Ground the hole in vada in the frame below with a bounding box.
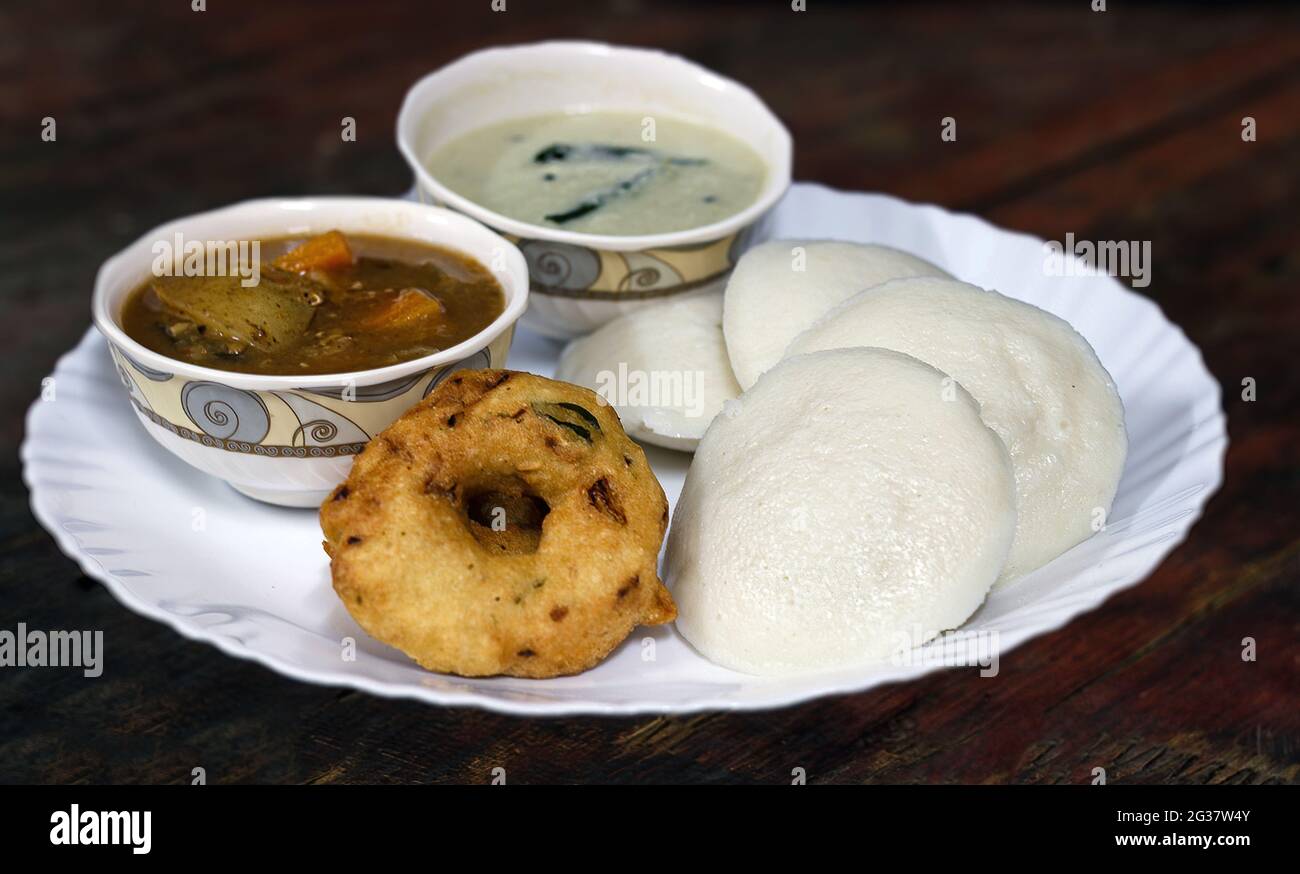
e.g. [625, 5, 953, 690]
[464, 481, 550, 555]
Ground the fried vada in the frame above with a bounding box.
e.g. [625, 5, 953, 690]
[321, 369, 675, 678]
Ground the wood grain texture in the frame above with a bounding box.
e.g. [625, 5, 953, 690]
[1, 0, 1296, 785]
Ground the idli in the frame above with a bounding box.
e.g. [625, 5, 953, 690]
[722, 239, 949, 389]
[785, 276, 1127, 583]
[555, 293, 741, 452]
[666, 347, 1017, 675]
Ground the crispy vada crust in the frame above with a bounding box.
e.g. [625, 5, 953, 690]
[320, 369, 674, 678]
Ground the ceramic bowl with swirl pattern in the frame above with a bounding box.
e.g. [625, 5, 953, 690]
[91, 197, 529, 508]
[397, 41, 792, 339]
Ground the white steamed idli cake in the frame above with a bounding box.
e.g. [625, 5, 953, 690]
[785, 276, 1127, 583]
[722, 239, 949, 389]
[666, 347, 1017, 675]
[555, 293, 741, 452]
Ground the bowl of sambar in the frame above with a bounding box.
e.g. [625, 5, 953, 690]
[92, 196, 529, 507]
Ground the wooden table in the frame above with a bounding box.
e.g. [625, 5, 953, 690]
[2, 0, 1295, 784]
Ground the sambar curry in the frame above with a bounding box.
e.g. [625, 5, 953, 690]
[121, 231, 505, 375]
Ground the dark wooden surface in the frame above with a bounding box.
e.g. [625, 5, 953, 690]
[2, 0, 1296, 784]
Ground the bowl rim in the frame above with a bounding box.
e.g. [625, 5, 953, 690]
[395, 40, 794, 252]
[90, 196, 529, 391]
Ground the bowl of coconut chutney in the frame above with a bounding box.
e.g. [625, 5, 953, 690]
[397, 40, 793, 338]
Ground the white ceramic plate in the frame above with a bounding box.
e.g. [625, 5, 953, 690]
[22, 183, 1227, 715]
